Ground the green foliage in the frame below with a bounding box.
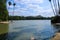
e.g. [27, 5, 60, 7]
[51, 16, 60, 23]
[8, 16, 51, 20]
[0, 0, 8, 21]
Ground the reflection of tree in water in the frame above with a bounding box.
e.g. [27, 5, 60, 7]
[0, 32, 18, 40]
[0, 33, 8, 40]
[52, 24, 60, 32]
[0, 24, 58, 40]
[0, 24, 9, 40]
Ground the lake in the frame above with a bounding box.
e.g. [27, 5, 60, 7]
[0, 20, 59, 40]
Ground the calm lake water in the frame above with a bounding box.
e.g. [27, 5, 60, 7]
[0, 20, 59, 40]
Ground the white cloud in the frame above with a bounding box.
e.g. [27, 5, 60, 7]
[8, 0, 54, 17]
[14, 0, 44, 4]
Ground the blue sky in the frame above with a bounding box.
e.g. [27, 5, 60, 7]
[7, 0, 55, 17]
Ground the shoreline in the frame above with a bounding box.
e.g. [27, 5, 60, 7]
[52, 32, 60, 40]
[0, 21, 9, 24]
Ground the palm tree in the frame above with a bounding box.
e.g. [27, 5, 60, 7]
[13, 3, 16, 6]
[49, 0, 51, 2]
[8, 1, 16, 16]
[49, 0, 55, 15]
[13, 3, 16, 16]
[8, 2, 16, 21]
[8, 1, 12, 6]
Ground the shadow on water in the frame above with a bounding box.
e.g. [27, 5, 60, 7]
[0, 24, 9, 40]
[51, 24, 60, 32]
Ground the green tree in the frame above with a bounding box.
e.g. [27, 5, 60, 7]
[0, 0, 8, 21]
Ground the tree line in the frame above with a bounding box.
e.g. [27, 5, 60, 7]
[8, 15, 52, 20]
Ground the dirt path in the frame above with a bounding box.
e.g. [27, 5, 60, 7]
[52, 33, 60, 40]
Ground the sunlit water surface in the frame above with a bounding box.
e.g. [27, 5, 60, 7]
[0, 20, 58, 40]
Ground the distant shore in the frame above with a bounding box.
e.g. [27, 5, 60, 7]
[8, 16, 51, 20]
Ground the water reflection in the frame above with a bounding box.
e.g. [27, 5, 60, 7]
[52, 24, 60, 32]
[0, 24, 9, 40]
[0, 20, 58, 40]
